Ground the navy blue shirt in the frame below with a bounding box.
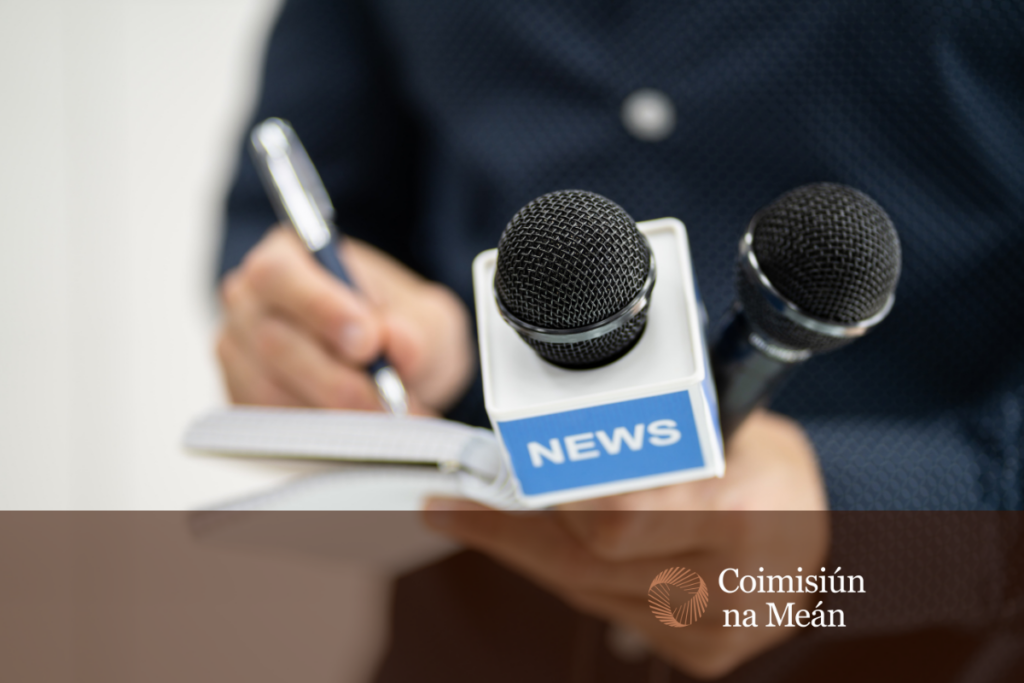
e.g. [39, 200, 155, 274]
[222, 0, 1024, 510]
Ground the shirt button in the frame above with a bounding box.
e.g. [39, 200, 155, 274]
[621, 88, 676, 142]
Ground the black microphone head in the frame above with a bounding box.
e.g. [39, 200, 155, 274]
[494, 190, 654, 368]
[739, 183, 902, 353]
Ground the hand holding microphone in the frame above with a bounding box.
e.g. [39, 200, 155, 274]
[431, 187, 829, 669]
[427, 184, 908, 678]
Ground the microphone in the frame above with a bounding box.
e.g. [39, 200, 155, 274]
[494, 190, 655, 369]
[712, 183, 902, 440]
[473, 190, 723, 507]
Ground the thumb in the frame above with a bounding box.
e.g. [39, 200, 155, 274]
[381, 312, 426, 383]
[380, 312, 441, 416]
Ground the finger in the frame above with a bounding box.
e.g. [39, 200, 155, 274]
[559, 478, 720, 511]
[243, 228, 383, 364]
[557, 480, 741, 561]
[383, 291, 476, 410]
[722, 410, 828, 512]
[222, 266, 273, 355]
[249, 312, 382, 410]
[557, 507, 735, 562]
[379, 311, 424, 384]
[422, 499, 692, 598]
[216, 331, 303, 407]
[379, 310, 445, 412]
[342, 237, 426, 306]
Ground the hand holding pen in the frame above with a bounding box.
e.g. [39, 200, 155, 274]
[249, 118, 408, 414]
[215, 117, 475, 415]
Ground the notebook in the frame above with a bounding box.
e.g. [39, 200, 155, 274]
[184, 406, 521, 511]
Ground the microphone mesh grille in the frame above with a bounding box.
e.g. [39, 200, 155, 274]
[751, 183, 901, 324]
[737, 272, 855, 353]
[495, 190, 649, 329]
[494, 190, 650, 368]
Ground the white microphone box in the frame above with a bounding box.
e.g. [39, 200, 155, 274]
[472, 217, 725, 508]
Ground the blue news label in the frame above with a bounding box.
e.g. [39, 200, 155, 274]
[496, 392, 706, 496]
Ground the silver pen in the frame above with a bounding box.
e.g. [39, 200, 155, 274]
[249, 117, 409, 416]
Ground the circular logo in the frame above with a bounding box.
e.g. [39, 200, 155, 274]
[648, 567, 708, 627]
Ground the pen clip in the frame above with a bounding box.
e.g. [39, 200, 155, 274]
[249, 118, 337, 252]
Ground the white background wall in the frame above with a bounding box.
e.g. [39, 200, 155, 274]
[0, 6, 402, 679]
[0, 0, 320, 509]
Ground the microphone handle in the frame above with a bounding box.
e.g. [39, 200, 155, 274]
[711, 307, 801, 442]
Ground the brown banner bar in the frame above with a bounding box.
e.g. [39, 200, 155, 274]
[1, 512, 1021, 683]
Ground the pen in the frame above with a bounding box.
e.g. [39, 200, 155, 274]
[249, 117, 409, 416]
